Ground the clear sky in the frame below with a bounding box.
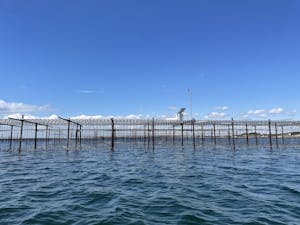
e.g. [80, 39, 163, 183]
[0, 0, 299, 120]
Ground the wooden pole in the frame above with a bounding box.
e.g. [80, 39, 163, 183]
[268, 120, 272, 149]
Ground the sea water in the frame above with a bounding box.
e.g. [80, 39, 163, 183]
[0, 139, 299, 224]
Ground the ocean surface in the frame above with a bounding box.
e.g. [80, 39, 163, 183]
[0, 139, 300, 225]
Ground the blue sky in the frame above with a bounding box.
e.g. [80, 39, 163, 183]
[0, 0, 299, 119]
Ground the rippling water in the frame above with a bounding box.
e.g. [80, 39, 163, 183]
[0, 139, 300, 224]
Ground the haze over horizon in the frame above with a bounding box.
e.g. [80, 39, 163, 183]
[1, 0, 299, 120]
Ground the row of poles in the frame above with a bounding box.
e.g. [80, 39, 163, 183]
[0, 117, 289, 151]
[0, 116, 82, 151]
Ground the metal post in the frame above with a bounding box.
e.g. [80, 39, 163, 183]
[254, 125, 258, 146]
[9, 125, 13, 149]
[275, 123, 279, 148]
[201, 124, 204, 145]
[281, 126, 284, 144]
[268, 120, 272, 149]
[231, 118, 235, 149]
[192, 121, 195, 148]
[213, 123, 216, 145]
[246, 123, 249, 145]
[152, 118, 155, 149]
[18, 116, 24, 151]
[34, 123, 38, 149]
[227, 124, 231, 145]
[79, 125, 82, 145]
[172, 125, 175, 144]
[67, 120, 70, 149]
[181, 123, 184, 146]
[111, 118, 115, 150]
[75, 124, 79, 142]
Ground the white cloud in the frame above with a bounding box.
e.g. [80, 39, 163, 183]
[247, 109, 265, 115]
[269, 108, 284, 114]
[0, 99, 51, 116]
[243, 107, 291, 119]
[70, 114, 145, 120]
[70, 115, 104, 119]
[6, 113, 37, 119]
[5, 113, 59, 120]
[45, 114, 59, 119]
[216, 106, 229, 111]
[204, 112, 226, 119]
